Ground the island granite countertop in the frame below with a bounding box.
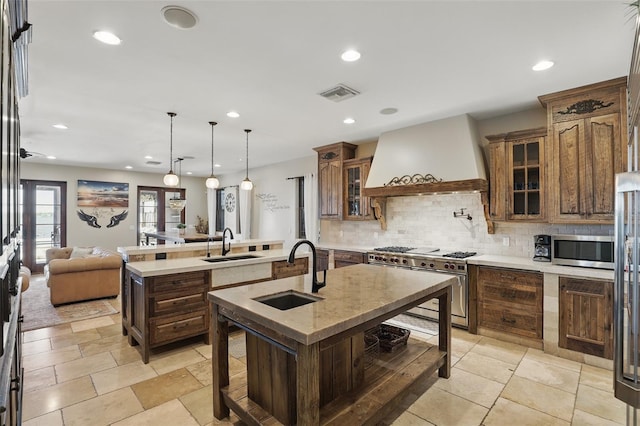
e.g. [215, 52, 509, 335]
[208, 263, 456, 345]
[125, 249, 309, 277]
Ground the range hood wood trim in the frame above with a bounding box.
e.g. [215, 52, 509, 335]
[363, 179, 494, 234]
[362, 179, 488, 197]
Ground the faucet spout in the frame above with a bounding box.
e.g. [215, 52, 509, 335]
[288, 239, 326, 293]
[222, 227, 234, 256]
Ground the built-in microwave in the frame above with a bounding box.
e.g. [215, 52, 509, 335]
[551, 234, 614, 270]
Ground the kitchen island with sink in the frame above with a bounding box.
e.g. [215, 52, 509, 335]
[209, 263, 455, 425]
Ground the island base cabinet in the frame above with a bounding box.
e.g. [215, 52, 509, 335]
[244, 332, 365, 425]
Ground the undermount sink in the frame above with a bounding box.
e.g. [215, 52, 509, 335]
[202, 254, 261, 263]
[254, 290, 322, 311]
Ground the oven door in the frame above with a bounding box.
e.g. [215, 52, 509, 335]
[406, 270, 468, 328]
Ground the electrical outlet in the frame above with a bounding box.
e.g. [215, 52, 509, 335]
[502, 237, 509, 246]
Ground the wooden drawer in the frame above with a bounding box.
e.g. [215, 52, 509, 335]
[272, 257, 309, 280]
[479, 304, 542, 339]
[150, 309, 208, 345]
[334, 250, 365, 268]
[151, 271, 208, 294]
[477, 267, 541, 288]
[150, 291, 207, 317]
[479, 281, 539, 309]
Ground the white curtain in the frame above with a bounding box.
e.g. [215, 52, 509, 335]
[238, 186, 252, 240]
[206, 187, 217, 235]
[303, 172, 318, 244]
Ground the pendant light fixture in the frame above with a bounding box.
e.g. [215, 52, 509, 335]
[240, 129, 253, 191]
[168, 157, 187, 211]
[205, 121, 220, 189]
[163, 112, 179, 187]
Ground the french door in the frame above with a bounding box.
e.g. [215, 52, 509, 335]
[137, 186, 185, 245]
[20, 180, 67, 273]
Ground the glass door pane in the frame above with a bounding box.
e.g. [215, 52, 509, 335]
[34, 185, 63, 264]
[139, 190, 159, 245]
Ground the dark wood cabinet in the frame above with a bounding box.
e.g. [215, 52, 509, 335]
[539, 77, 627, 223]
[475, 266, 543, 340]
[343, 156, 373, 220]
[486, 128, 546, 222]
[316, 249, 329, 271]
[123, 270, 210, 363]
[314, 142, 356, 220]
[559, 276, 613, 359]
[334, 250, 366, 269]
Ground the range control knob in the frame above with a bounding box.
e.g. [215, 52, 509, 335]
[444, 263, 451, 269]
[429, 263, 435, 268]
[421, 262, 427, 267]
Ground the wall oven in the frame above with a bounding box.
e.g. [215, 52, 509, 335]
[367, 247, 474, 329]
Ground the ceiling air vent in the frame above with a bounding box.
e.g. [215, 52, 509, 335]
[146, 160, 162, 166]
[318, 84, 360, 102]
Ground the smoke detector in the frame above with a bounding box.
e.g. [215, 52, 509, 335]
[318, 84, 360, 102]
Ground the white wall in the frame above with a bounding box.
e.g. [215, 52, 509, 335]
[217, 155, 317, 249]
[20, 163, 208, 251]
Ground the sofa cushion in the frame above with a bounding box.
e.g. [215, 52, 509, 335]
[46, 247, 74, 263]
[70, 247, 94, 259]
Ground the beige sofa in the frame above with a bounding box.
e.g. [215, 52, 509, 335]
[45, 247, 122, 306]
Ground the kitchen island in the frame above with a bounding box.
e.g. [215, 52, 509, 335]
[209, 263, 454, 425]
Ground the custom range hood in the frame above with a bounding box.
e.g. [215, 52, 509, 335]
[362, 114, 493, 232]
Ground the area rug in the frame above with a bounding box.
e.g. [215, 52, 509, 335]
[21, 275, 119, 331]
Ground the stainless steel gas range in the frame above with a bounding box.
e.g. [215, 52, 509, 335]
[367, 246, 476, 329]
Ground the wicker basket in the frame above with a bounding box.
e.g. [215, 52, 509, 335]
[364, 333, 379, 369]
[375, 324, 410, 353]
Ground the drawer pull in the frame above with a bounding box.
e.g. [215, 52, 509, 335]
[502, 317, 516, 325]
[172, 299, 189, 305]
[173, 322, 191, 330]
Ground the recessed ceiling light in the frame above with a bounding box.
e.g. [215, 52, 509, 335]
[161, 6, 198, 30]
[380, 107, 398, 115]
[125, 165, 133, 169]
[52, 123, 68, 129]
[214, 164, 221, 168]
[341, 49, 361, 62]
[343, 117, 355, 124]
[227, 111, 240, 118]
[144, 155, 153, 159]
[186, 171, 193, 175]
[46, 155, 56, 160]
[532, 60, 554, 71]
[92, 31, 121, 45]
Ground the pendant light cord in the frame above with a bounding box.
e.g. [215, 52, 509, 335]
[209, 121, 217, 175]
[244, 129, 251, 179]
[168, 112, 176, 173]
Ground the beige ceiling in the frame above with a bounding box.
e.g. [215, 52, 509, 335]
[18, 1, 635, 177]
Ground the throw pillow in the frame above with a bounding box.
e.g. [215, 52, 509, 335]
[70, 247, 94, 259]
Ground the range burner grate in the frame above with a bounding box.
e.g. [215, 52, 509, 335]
[373, 246, 415, 253]
[442, 251, 477, 259]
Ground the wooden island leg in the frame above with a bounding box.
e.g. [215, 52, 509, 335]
[438, 285, 452, 378]
[212, 302, 230, 420]
[296, 341, 320, 425]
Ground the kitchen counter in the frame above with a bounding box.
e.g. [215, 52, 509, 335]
[468, 255, 614, 280]
[315, 243, 371, 253]
[125, 249, 309, 277]
[209, 264, 455, 425]
[117, 239, 284, 260]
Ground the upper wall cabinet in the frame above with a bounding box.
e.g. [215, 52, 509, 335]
[486, 127, 546, 222]
[313, 142, 356, 220]
[539, 77, 628, 223]
[343, 156, 373, 220]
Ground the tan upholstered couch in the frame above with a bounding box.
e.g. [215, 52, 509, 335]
[44, 247, 122, 306]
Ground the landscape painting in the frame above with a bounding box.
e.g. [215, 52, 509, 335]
[77, 180, 129, 208]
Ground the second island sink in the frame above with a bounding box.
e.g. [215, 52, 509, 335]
[254, 290, 322, 311]
[203, 254, 261, 263]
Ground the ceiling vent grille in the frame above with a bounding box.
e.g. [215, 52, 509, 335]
[146, 160, 162, 166]
[318, 84, 360, 102]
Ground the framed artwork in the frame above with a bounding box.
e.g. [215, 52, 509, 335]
[77, 180, 129, 208]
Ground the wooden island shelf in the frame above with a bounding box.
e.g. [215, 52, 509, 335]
[209, 264, 454, 425]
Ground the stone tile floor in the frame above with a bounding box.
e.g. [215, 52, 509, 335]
[21, 306, 626, 425]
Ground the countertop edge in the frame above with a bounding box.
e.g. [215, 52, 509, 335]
[468, 255, 614, 280]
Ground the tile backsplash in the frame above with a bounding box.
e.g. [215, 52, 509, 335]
[320, 193, 613, 257]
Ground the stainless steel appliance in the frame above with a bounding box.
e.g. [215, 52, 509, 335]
[551, 234, 614, 270]
[367, 246, 475, 328]
[533, 234, 551, 262]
